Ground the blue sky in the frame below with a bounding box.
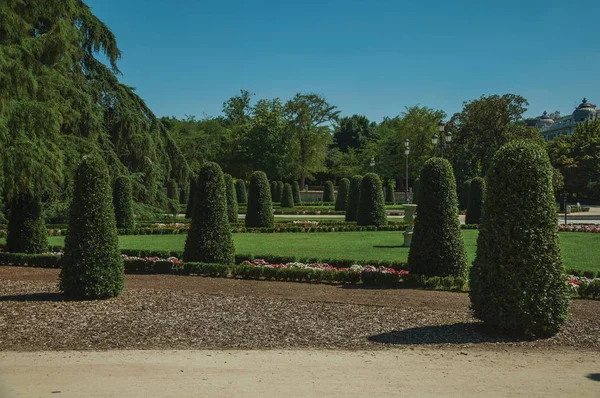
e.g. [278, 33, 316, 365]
[87, 0, 600, 122]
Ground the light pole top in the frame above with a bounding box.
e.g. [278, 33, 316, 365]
[432, 134, 439, 145]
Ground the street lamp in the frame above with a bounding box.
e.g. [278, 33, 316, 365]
[432, 121, 452, 157]
[404, 138, 410, 203]
[370, 155, 375, 173]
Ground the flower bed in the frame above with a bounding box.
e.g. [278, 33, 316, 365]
[559, 224, 600, 233]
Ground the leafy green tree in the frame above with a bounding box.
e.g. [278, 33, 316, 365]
[333, 115, 376, 152]
[183, 162, 235, 264]
[465, 177, 485, 224]
[246, 171, 274, 228]
[281, 183, 294, 208]
[323, 181, 335, 202]
[235, 179, 248, 204]
[345, 175, 362, 222]
[6, 194, 48, 253]
[357, 174, 387, 226]
[113, 176, 135, 229]
[60, 155, 123, 299]
[335, 178, 350, 211]
[470, 141, 570, 337]
[292, 181, 301, 205]
[408, 158, 467, 277]
[224, 173, 238, 224]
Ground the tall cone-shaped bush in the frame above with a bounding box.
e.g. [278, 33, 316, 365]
[357, 173, 387, 226]
[323, 181, 335, 202]
[459, 179, 471, 210]
[167, 179, 178, 200]
[335, 178, 350, 211]
[185, 176, 198, 218]
[292, 181, 301, 204]
[224, 173, 238, 224]
[345, 175, 362, 222]
[465, 177, 485, 224]
[6, 194, 48, 253]
[113, 175, 135, 229]
[235, 179, 247, 204]
[270, 181, 278, 201]
[246, 171, 274, 228]
[183, 162, 235, 264]
[60, 155, 123, 299]
[281, 183, 294, 208]
[469, 141, 570, 337]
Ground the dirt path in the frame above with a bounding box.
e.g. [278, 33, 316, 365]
[1, 349, 599, 397]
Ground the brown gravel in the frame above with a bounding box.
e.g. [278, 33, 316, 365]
[1, 266, 599, 351]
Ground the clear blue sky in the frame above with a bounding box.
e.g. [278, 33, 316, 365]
[87, 0, 600, 122]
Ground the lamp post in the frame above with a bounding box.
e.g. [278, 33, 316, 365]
[432, 121, 452, 158]
[404, 138, 410, 203]
[370, 155, 375, 173]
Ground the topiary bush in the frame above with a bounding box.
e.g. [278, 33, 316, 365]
[60, 155, 124, 299]
[408, 158, 467, 278]
[275, 181, 284, 203]
[292, 181, 301, 205]
[179, 179, 189, 204]
[113, 175, 135, 229]
[183, 162, 235, 264]
[459, 179, 471, 210]
[166, 179, 178, 200]
[235, 179, 247, 205]
[281, 183, 294, 208]
[412, 177, 420, 205]
[6, 194, 48, 253]
[465, 177, 485, 224]
[270, 181, 278, 201]
[469, 141, 571, 337]
[345, 175, 362, 222]
[357, 173, 387, 226]
[184, 175, 198, 219]
[385, 182, 395, 203]
[246, 171, 275, 228]
[334, 178, 350, 211]
[224, 173, 238, 224]
[323, 180, 335, 202]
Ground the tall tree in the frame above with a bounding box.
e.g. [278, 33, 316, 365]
[333, 115, 376, 152]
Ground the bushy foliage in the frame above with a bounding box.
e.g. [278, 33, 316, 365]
[357, 173, 387, 226]
[345, 175, 362, 222]
[323, 181, 335, 202]
[459, 179, 472, 210]
[60, 155, 124, 298]
[469, 141, 570, 337]
[335, 178, 350, 211]
[235, 179, 247, 204]
[113, 175, 135, 229]
[292, 181, 301, 205]
[412, 177, 420, 205]
[6, 194, 48, 253]
[281, 183, 294, 208]
[224, 173, 238, 223]
[167, 179, 178, 200]
[275, 181, 284, 202]
[185, 176, 197, 218]
[246, 171, 275, 228]
[179, 181, 189, 204]
[270, 181, 278, 201]
[408, 158, 467, 278]
[465, 177, 485, 224]
[183, 162, 235, 264]
[385, 183, 395, 203]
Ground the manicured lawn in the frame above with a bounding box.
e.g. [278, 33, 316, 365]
[40, 231, 600, 271]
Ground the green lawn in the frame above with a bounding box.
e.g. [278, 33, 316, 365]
[39, 230, 600, 271]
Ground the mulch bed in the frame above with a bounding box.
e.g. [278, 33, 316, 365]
[1, 267, 599, 351]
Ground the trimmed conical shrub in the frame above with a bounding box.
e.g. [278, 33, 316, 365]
[224, 173, 238, 224]
[183, 162, 235, 264]
[292, 181, 301, 205]
[408, 158, 467, 278]
[335, 178, 350, 211]
[275, 181, 284, 203]
[281, 183, 294, 208]
[459, 179, 471, 210]
[179, 179, 189, 204]
[469, 141, 570, 337]
[185, 176, 197, 219]
[246, 171, 274, 228]
[345, 175, 362, 222]
[270, 181, 278, 201]
[465, 177, 485, 224]
[60, 155, 123, 299]
[235, 179, 247, 205]
[6, 194, 48, 253]
[357, 173, 387, 226]
[113, 175, 135, 229]
[167, 179, 178, 200]
[323, 181, 335, 202]
[412, 177, 420, 205]
[385, 183, 395, 203]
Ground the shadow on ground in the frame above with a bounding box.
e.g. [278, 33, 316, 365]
[372, 245, 406, 249]
[0, 292, 68, 302]
[586, 373, 600, 382]
[368, 323, 537, 345]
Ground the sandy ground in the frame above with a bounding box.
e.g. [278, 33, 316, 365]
[1, 349, 599, 397]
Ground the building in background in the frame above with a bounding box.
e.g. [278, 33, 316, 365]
[527, 98, 599, 141]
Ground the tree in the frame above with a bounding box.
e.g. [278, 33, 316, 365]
[6, 194, 48, 253]
[113, 176, 135, 229]
[185, 176, 198, 219]
[281, 183, 294, 208]
[469, 141, 570, 336]
[285, 93, 339, 188]
[167, 179, 179, 200]
[323, 181, 335, 202]
[333, 115, 376, 152]
[459, 179, 472, 210]
[183, 162, 235, 264]
[357, 174, 387, 227]
[245, 171, 274, 228]
[465, 177, 485, 224]
[335, 178, 350, 211]
[235, 179, 248, 204]
[224, 173, 238, 224]
[345, 175, 362, 222]
[60, 155, 123, 299]
[408, 158, 467, 277]
[292, 181, 301, 205]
